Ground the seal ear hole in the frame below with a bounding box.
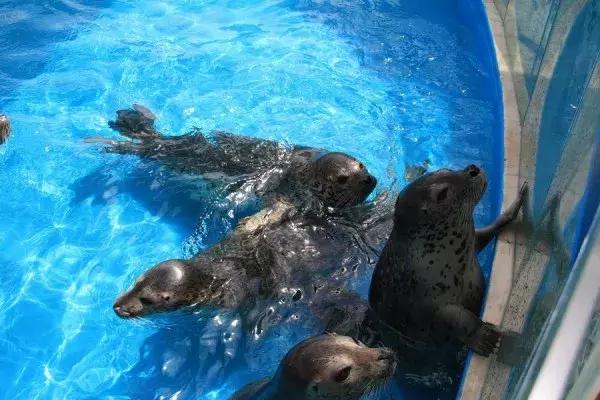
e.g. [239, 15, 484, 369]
[312, 384, 319, 393]
[333, 366, 352, 382]
[337, 175, 349, 184]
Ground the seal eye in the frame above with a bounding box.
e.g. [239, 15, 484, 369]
[333, 366, 352, 382]
[139, 296, 154, 306]
[337, 176, 349, 184]
[358, 163, 364, 170]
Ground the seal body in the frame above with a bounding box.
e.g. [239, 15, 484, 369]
[230, 334, 396, 400]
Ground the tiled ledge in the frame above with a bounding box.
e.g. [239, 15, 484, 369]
[459, 1, 522, 398]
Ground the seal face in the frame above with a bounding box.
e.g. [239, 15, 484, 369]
[299, 152, 377, 209]
[231, 334, 396, 400]
[369, 165, 502, 356]
[0, 114, 11, 144]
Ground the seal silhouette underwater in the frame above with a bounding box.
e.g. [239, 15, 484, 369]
[230, 334, 396, 400]
[93, 106, 391, 321]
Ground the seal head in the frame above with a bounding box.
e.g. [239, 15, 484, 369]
[113, 259, 222, 318]
[393, 164, 486, 226]
[233, 334, 396, 400]
[301, 152, 377, 209]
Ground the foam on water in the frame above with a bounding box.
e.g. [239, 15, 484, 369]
[0, 1, 501, 399]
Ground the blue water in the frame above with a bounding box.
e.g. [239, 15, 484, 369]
[0, 1, 502, 399]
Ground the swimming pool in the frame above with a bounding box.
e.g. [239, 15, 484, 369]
[0, 1, 502, 399]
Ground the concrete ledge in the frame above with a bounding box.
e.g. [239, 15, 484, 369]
[459, 1, 522, 398]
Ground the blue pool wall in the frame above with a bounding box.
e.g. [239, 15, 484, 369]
[476, 0, 600, 398]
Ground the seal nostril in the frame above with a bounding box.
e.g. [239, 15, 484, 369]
[468, 165, 480, 177]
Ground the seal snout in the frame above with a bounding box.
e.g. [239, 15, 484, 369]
[363, 174, 377, 188]
[375, 348, 397, 377]
[466, 164, 480, 177]
[113, 295, 142, 319]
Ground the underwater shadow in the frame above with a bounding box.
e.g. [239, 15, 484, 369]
[70, 160, 251, 247]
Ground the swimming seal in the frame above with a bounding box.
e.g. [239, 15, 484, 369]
[0, 114, 10, 144]
[369, 165, 527, 356]
[111, 193, 393, 321]
[88, 104, 377, 211]
[230, 334, 396, 400]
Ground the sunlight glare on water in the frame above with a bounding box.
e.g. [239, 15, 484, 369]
[0, 0, 501, 399]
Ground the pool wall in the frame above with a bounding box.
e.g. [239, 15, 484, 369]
[461, 0, 600, 399]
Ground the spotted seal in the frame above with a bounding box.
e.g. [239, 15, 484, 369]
[369, 165, 527, 356]
[230, 334, 396, 400]
[88, 104, 376, 212]
[0, 114, 10, 144]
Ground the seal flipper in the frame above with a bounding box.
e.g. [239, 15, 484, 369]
[466, 322, 502, 357]
[108, 104, 159, 140]
[435, 304, 501, 357]
[475, 182, 528, 252]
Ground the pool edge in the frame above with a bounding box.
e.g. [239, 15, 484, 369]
[459, 1, 522, 399]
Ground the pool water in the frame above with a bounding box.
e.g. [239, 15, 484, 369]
[0, 0, 502, 399]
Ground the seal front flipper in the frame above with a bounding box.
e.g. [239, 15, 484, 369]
[435, 304, 501, 357]
[475, 182, 529, 252]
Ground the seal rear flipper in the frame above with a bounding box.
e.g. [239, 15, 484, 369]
[109, 104, 160, 140]
[465, 322, 502, 357]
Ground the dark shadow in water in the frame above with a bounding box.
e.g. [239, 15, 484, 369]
[70, 159, 257, 249]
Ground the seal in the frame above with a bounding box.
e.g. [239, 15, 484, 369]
[0, 114, 11, 144]
[230, 334, 396, 400]
[111, 192, 393, 320]
[88, 104, 377, 211]
[368, 165, 527, 356]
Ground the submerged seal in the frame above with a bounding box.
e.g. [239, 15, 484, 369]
[106, 105, 391, 320]
[0, 114, 11, 144]
[230, 334, 396, 400]
[369, 165, 527, 356]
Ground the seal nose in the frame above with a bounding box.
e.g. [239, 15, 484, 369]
[364, 175, 377, 186]
[377, 348, 396, 362]
[113, 305, 131, 318]
[467, 164, 480, 177]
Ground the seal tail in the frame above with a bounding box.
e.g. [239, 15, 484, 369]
[109, 104, 160, 140]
